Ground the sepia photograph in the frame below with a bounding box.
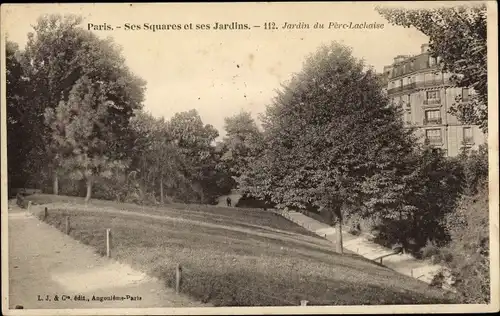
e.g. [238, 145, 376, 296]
[1, 2, 498, 315]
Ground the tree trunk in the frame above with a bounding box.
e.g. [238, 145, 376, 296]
[85, 178, 92, 203]
[335, 207, 344, 254]
[336, 219, 344, 254]
[53, 172, 59, 195]
[160, 177, 164, 204]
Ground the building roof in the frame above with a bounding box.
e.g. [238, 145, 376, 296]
[384, 44, 441, 80]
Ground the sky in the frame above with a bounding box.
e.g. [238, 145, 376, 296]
[1, 2, 434, 138]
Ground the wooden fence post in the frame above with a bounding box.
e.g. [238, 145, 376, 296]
[411, 269, 414, 277]
[300, 300, 308, 306]
[106, 229, 111, 258]
[65, 216, 70, 234]
[176, 264, 182, 294]
[44, 207, 48, 221]
[27, 201, 32, 211]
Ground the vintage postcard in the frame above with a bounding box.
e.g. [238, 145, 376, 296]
[1, 2, 499, 315]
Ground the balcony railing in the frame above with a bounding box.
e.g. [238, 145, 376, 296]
[423, 99, 442, 105]
[422, 78, 446, 87]
[387, 77, 450, 95]
[387, 86, 403, 94]
[423, 117, 442, 125]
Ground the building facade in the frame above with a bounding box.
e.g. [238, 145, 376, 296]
[383, 44, 485, 157]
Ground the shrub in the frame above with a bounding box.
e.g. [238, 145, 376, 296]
[235, 194, 274, 209]
[421, 240, 441, 262]
[441, 182, 489, 303]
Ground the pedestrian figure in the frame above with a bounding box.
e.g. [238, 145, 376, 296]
[226, 197, 232, 207]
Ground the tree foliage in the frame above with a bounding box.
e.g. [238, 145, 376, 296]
[124, 109, 234, 205]
[128, 111, 187, 204]
[168, 109, 231, 203]
[372, 146, 463, 252]
[240, 42, 419, 252]
[13, 14, 146, 193]
[376, 4, 488, 132]
[221, 111, 264, 180]
[6, 40, 31, 192]
[442, 182, 489, 303]
[457, 144, 488, 195]
[44, 76, 128, 202]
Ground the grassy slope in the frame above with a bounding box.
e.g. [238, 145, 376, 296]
[26, 194, 456, 306]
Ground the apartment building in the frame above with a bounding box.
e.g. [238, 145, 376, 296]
[383, 44, 485, 157]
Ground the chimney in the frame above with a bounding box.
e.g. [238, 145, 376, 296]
[393, 55, 408, 64]
[421, 43, 430, 53]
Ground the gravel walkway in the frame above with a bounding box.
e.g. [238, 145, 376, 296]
[7, 206, 208, 310]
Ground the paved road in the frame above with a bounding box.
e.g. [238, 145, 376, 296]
[7, 206, 208, 310]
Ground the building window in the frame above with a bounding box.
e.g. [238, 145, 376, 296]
[463, 127, 473, 144]
[426, 90, 440, 99]
[429, 56, 437, 67]
[426, 128, 442, 144]
[462, 88, 470, 101]
[425, 110, 442, 124]
[399, 79, 403, 87]
[424, 90, 441, 105]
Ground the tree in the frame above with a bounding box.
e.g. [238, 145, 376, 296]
[221, 111, 263, 181]
[128, 110, 186, 204]
[240, 42, 418, 253]
[44, 76, 127, 202]
[370, 146, 464, 252]
[376, 4, 488, 132]
[19, 13, 146, 193]
[168, 109, 230, 203]
[6, 40, 31, 193]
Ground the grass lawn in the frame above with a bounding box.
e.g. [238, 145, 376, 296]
[26, 194, 456, 306]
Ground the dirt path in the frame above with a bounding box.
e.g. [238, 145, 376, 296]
[8, 206, 209, 310]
